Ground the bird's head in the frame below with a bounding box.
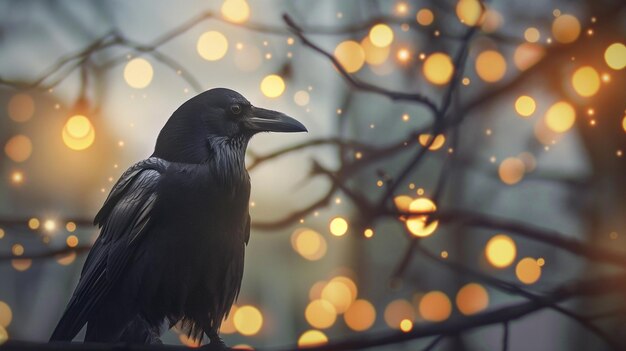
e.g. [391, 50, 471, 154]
[152, 88, 307, 163]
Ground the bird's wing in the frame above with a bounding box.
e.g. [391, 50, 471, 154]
[50, 157, 167, 341]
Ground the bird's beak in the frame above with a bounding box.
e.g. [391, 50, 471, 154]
[246, 107, 307, 133]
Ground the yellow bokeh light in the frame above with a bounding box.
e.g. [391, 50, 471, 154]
[321, 280, 354, 313]
[475, 50, 507, 82]
[384, 299, 414, 329]
[456, 0, 484, 26]
[43, 220, 56, 232]
[305, 299, 337, 329]
[418, 134, 445, 150]
[329, 217, 349, 236]
[423, 52, 454, 85]
[63, 115, 95, 151]
[456, 283, 489, 315]
[393, 195, 413, 214]
[197, 31, 229, 61]
[571, 66, 600, 97]
[298, 330, 328, 347]
[292, 229, 327, 261]
[406, 197, 438, 237]
[552, 14, 580, 44]
[123, 58, 153, 89]
[309, 281, 326, 301]
[66, 235, 79, 248]
[330, 276, 358, 302]
[545, 101, 576, 133]
[8, 94, 35, 122]
[4, 135, 32, 163]
[233, 305, 263, 336]
[480, 8, 502, 33]
[66, 222, 77, 232]
[369, 24, 394, 48]
[334, 40, 365, 73]
[399, 319, 413, 332]
[518, 152, 536, 172]
[485, 234, 516, 268]
[0, 325, 6, 345]
[260, 74, 285, 98]
[0, 301, 12, 328]
[364, 228, 374, 238]
[524, 27, 540, 43]
[622, 116, 626, 132]
[12, 258, 31, 271]
[344, 299, 376, 332]
[28, 218, 39, 230]
[513, 43, 545, 71]
[516, 257, 542, 284]
[604, 43, 626, 70]
[416, 8, 434, 26]
[56, 251, 77, 266]
[221, 0, 250, 24]
[514, 95, 536, 117]
[360, 37, 390, 66]
[294, 90, 310, 106]
[12, 244, 24, 256]
[11, 171, 24, 185]
[498, 157, 525, 185]
[419, 291, 452, 322]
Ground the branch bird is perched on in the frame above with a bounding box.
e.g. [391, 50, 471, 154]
[50, 88, 307, 347]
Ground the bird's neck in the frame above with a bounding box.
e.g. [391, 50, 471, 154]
[206, 135, 250, 185]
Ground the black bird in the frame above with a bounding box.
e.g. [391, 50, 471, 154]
[50, 88, 306, 346]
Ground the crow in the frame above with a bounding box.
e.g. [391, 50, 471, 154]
[50, 88, 306, 347]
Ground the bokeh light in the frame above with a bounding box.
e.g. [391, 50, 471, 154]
[344, 299, 376, 331]
[384, 299, 414, 328]
[329, 217, 348, 236]
[0, 326, 7, 345]
[485, 234, 517, 268]
[334, 40, 365, 73]
[298, 330, 328, 347]
[423, 52, 454, 85]
[221, 0, 250, 23]
[260, 74, 285, 98]
[418, 291, 452, 322]
[416, 8, 434, 26]
[513, 43, 545, 71]
[456, 0, 484, 26]
[0, 301, 12, 328]
[552, 14, 581, 44]
[8, 94, 35, 122]
[233, 305, 263, 336]
[524, 27, 540, 43]
[514, 95, 536, 117]
[475, 50, 507, 82]
[369, 24, 394, 48]
[220, 305, 238, 334]
[604, 43, 626, 70]
[399, 319, 413, 332]
[321, 280, 354, 313]
[545, 101, 576, 133]
[11, 259, 32, 271]
[62, 115, 95, 151]
[4, 135, 32, 163]
[498, 157, 525, 185]
[418, 134, 446, 150]
[571, 66, 600, 97]
[294, 90, 310, 106]
[291, 228, 327, 261]
[123, 58, 153, 89]
[361, 37, 390, 66]
[516, 257, 542, 284]
[197, 31, 229, 61]
[406, 197, 438, 237]
[305, 299, 337, 329]
[456, 283, 489, 315]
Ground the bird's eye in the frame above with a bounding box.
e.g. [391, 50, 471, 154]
[230, 104, 242, 115]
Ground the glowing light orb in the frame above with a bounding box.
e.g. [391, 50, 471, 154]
[344, 299, 376, 331]
[514, 95, 536, 117]
[0, 301, 12, 328]
[4, 135, 32, 163]
[418, 291, 452, 322]
[524, 27, 540, 43]
[0, 325, 6, 345]
[123, 58, 153, 89]
[361, 37, 390, 66]
[418, 134, 445, 150]
[552, 14, 580, 44]
[334, 40, 365, 73]
[545, 101, 576, 133]
[66, 222, 77, 232]
[423, 52, 453, 85]
[416, 9, 434, 26]
[485, 234, 516, 268]
[260, 74, 285, 98]
[400, 319, 413, 332]
[475, 50, 507, 82]
[369, 24, 394, 48]
[571, 66, 600, 97]
[321, 280, 354, 313]
[291, 229, 327, 261]
[305, 299, 337, 329]
[197, 31, 229, 61]
[604, 43, 626, 70]
[233, 305, 263, 336]
[384, 299, 414, 328]
[298, 330, 328, 347]
[513, 43, 545, 71]
[221, 0, 250, 23]
[329, 217, 348, 236]
[498, 157, 525, 185]
[294, 90, 310, 106]
[56, 251, 77, 266]
[406, 197, 438, 237]
[28, 218, 39, 230]
[8, 94, 35, 122]
[516, 257, 542, 284]
[456, 0, 484, 26]
[11, 259, 31, 271]
[66, 235, 79, 248]
[456, 283, 489, 315]
[62, 115, 95, 151]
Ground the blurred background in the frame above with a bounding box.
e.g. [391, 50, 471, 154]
[0, 0, 625, 350]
